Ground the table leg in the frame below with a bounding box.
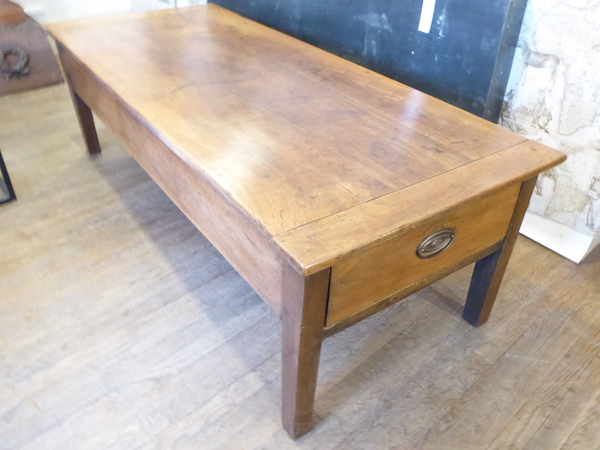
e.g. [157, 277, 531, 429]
[71, 91, 101, 155]
[281, 265, 330, 439]
[56, 45, 101, 156]
[463, 176, 538, 327]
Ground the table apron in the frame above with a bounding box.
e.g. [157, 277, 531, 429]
[326, 182, 522, 329]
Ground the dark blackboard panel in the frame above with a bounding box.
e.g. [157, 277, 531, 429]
[209, 0, 527, 122]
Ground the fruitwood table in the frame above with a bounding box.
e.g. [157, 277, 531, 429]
[47, 5, 565, 439]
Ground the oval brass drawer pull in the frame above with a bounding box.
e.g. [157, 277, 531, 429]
[417, 228, 455, 259]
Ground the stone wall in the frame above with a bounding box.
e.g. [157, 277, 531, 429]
[501, 0, 600, 262]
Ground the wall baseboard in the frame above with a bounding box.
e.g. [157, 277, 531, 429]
[519, 211, 598, 263]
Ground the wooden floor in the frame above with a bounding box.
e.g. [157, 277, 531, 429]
[1, 85, 599, 450]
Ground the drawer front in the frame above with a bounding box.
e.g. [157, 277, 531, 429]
[326, 183, 521, 327]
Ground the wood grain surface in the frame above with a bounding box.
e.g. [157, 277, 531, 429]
[326, 183, 520, 326]
[0, 85, 596, 450]
[69, 91, 101, 155]
[58, 44, 286, 315]
[45, 6, 567, 438]
[47, 4, 564, 329]
[45, 4, 563, 244]
[281, 266, 330, 438]
[275, 140, 565, 275]
[324, 241, 503, 337]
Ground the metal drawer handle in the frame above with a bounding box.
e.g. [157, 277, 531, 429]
[417, 228, 455, 259]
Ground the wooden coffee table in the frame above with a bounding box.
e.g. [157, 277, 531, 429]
[47, 5, 565, 439]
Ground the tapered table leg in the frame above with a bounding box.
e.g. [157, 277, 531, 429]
[71, 91, 101, 155]
[281, 265, 330, 439]
[463, 176, 538, 327]
[57, 44, 101, 155]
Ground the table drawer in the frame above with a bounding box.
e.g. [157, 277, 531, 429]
[325, 183, 522, 327]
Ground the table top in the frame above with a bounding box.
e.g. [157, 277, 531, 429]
[47, 5, 565, 273]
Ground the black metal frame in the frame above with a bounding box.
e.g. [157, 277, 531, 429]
[0, 147, 16, 204]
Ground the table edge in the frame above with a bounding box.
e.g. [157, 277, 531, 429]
[273, 141, 566, 275]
